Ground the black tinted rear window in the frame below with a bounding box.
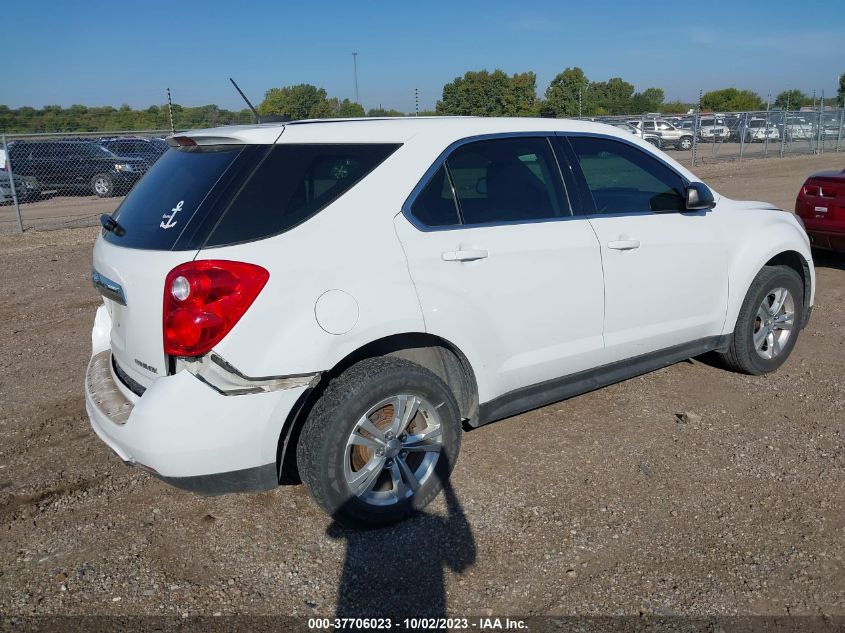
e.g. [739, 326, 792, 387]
[104, 143, 399, 250]
[205, 143, 400, 246]
[105, 146, 246, 250]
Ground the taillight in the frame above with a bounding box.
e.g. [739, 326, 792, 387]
[803, 179, 841, 198]
[163, 260, 269, 357]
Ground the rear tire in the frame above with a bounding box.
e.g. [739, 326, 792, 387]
[297, 357, 461, 527]
[718, 265, 803, 375]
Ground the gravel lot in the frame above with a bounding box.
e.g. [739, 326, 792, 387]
[0, 154, 843, 624]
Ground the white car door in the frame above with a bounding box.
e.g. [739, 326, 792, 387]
[560, 135, 729, 363]
[394, 136, 605, 405]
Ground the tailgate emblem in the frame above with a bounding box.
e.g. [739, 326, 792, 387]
[160, 200, 184, 229]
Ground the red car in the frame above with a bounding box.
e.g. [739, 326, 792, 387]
[796, 167, 845, 252]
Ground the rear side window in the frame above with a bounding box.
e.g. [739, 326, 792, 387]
[569, 136, 687, 214]
[206, 143, 400, 246]
[445, 137, 567, 224]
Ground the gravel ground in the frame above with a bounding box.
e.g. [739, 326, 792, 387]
[0, 154, 843, 625]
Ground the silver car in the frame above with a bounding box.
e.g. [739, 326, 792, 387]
[627, 118, 695, 150]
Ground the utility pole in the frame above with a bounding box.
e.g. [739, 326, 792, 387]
[578, 89, 582, 119]
[352, 52, 359, 104]
[166, 87, 175, 134]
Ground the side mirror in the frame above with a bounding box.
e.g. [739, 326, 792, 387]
[686, 182, 715, 210]
[476, 177, 487, 195]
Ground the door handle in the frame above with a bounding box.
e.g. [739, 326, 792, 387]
[607, 240, 640, 251]
[442, 249, 489, 262]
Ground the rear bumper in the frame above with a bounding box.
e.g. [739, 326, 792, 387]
[85, 348, 309, 493]
[804, 224, 845, 252]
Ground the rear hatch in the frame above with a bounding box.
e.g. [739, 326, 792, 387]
[93, 140, 274, 389]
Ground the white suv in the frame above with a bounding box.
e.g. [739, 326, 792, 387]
[86, 117, 814, 526]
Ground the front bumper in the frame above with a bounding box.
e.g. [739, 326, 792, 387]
[85, 348, 310, 494]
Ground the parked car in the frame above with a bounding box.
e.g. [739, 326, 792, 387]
[0, 170, 28, 204]
[795, 167, 845, 252]
[697, 117, 730, 141]
[85, 117, 814, 526]
[606, 120, 662, 148]
[779, 116, 815, 142]
[6, 140, 148, 197]
[627, 118, 694, 150]
[99, 137, 169, 163]
[737, 118, 780, 143]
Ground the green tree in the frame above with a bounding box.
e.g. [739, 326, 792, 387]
[773, 89, 810, 110]
[338, 99, 365, 117]
[838, 72, 845, 107]
[543, 67, 589, 117]
[367, 107, 405, 117]
[586, 77, 635, 115]
[700, 88, 764, 112]
[659, 100, 694, 115]
[629, 87, 664, 114]
[436, 69, 537, 117]
[504, 71, 539, 116]
[258, 84, 329, 120]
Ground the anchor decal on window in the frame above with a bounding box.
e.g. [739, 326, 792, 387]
[160, 200, 184, 229]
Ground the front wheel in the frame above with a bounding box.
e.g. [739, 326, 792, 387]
[678, 136, 693, 151]
[718, 265, 804, 375]
[91, 173, 114, 197]
[297, 357, 461, 527]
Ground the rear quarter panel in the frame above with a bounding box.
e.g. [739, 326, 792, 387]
[200, 141, 439, 378]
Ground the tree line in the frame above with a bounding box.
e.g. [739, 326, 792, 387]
[3, 70, 843, 133]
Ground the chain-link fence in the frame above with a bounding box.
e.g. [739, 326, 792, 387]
[596, 105, 845, 166]
[0, 130, 174, 234]
[2, 106, 843, 233]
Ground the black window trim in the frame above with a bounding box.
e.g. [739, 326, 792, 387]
[401, 132, 575, 232]
[556, 132, 696, 217]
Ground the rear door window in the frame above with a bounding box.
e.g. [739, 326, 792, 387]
[445, 137, 567, 224]
[410, 166, 461, 227]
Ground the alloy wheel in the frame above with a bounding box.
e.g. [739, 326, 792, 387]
[753, 287, 795, 360]
[344, 394, 443, 506]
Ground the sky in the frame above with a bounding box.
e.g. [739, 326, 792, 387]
[4, 0, 844, 112]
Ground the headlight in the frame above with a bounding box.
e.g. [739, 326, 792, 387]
[114, 163, 134, 172]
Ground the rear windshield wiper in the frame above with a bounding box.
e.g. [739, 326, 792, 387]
[100, 214, 126, 237]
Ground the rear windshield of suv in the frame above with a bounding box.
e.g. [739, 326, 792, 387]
[105, 145, 249, 250]
[104, 142, 400, 250]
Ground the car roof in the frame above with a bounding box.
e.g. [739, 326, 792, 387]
[174, 116, 653, 146]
